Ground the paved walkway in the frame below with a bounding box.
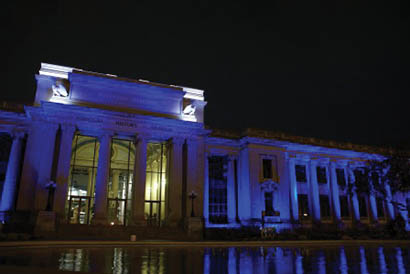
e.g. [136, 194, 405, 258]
[1, 239, 409, 248]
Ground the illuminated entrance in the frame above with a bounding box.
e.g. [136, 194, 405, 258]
[66, 135, 99, 224]
[144, 143, 168, 226]
[67, 136, 136, 225]
[107, 139, 135, 226]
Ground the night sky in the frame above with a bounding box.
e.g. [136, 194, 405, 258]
[2, 1, 409, 147]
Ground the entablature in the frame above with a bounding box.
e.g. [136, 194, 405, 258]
[25, 102, 209, 141]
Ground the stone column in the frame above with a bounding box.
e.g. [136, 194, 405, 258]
[131, 135, 148, 226]
[203, 152, 209, 224]
[0, 131, 25, 220]
[92, 133, 112, 225]
[287, 157, 299, 222]
[167, 137, 184, 226]
[308, 160, 321, 222]
[34, 123, 59, 211]
[329, 162, 341, 223]
[393, 192, 409, 227]
[227, 154, 236, 224]
[348, 167, 361, 223]
[384, 183, 395, 221]
[53, 124, 76, 221]
[16, 127, 38, 211]
[368, 191, 378, 223]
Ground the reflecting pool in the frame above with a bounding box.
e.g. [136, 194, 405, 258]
[0, 244, 408, 273]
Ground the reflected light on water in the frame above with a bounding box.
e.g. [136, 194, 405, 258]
[0, 245, 408, 273]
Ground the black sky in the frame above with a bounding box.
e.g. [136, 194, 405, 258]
[2, 1, 409, 147]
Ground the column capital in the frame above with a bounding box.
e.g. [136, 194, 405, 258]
[186, 138, 199, 146]
[329, 161, 337, 168]
[11, 130, 25, 140]
[135, 132, 151, 142]
[34, 121, 59, 132]
[309, 159, 318, 167]
[60, 123, 76, 134]
[227, 154, 238, 161]
[97, 131, 114, 141]
[170, 136, 185, 145]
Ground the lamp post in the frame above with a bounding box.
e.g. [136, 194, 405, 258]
[189, 191, 197, 217]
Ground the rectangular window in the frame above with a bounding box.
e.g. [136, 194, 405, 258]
[298, 194, 309, 219]
[340, 195, 349, 218]
[358, 196, 368, 218]
[320, 195, 331, 219]
[262, 159, 273, 179]
[376, 197, 385, 219]
[336, 168, 346, 186]
[316, 166, 327, 184]
[295, 165, 307, 183]
[209, 156, 228, 224]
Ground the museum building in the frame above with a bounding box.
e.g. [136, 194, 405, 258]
[0, 63, 408, 236]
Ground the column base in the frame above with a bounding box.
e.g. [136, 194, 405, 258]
[129, 217, 147, 227]
[167, 219, 183, 228]
[91, 215, 108, 226]
[35, 211, 56, 233]
[186, 217, 203, 240]
[0, 211, 12, 223]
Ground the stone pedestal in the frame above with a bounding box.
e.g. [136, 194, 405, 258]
[186, 217, 203, 240]
[35, 211, 56, 233]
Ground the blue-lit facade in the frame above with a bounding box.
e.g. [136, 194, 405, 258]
[0, 63, 408, 235]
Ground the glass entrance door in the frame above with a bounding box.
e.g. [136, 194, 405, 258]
[107, 198, 128, 225]
[144, 143, 167, 226]
[145, 201, 160, 226]
[68, 196, 93, 224]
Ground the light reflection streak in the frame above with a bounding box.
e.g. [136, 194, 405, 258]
[0, 245, 408, 274]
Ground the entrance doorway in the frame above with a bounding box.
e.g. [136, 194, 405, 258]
[68, 196, 93, 224]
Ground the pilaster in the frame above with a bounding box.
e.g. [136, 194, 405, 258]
[186, 139, 203, 219]
[203, 152, 209, 224]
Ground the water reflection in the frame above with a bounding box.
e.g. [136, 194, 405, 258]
[0, 244, 408, 273]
